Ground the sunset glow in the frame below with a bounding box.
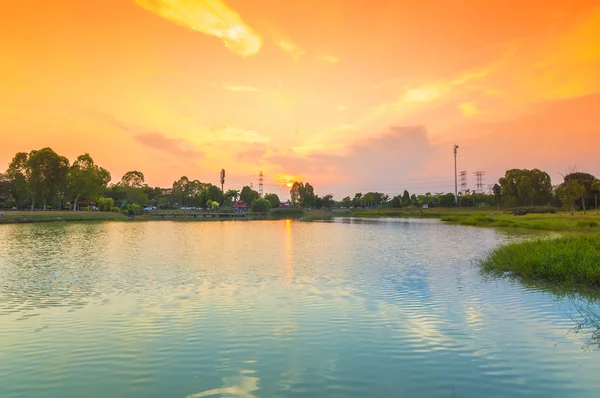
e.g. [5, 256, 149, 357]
[1, 0, 599, 198]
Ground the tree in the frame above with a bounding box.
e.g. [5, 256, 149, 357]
[172, 176, 190, 206]
[559, 171, 597, 211]
[96, 197, 115, 212]
[498, 169, 552, 207]
[121, 171, 145, 188]
[225, 189, 240, 202]
[5, 152, 30, 208]
[341, 196, 352, 208]
[27, 148, 70, 210]
[68, 154, 111, 210]
[401, 190, 411, 207]
[592, 181, 600, 215]
[250, 198, 272, 213]
[492, 184, 502, 209]
[557, 179, 585, 215]
[264, 193, 280, 209]
[290, 182, 304, 207]
[320, 194, 334, 209]
[240, 185, 260, 206]
[302, 182, 316, 208]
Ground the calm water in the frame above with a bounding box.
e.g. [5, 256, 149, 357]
[1, 219, 599, 397]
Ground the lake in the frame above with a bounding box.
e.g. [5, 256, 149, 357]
[1, 218, 599, 397]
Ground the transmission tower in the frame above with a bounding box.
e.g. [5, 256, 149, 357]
[487, 184, 493, 195]
[474, 171, 486, 193]
[258, 171, 264, 197]
[459, 171, 468, 193]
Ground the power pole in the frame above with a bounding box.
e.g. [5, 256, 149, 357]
[474, 171, 485, 194]
[459, 171, 468, 193]
[454, 145, 459, 205]
[258, 171, 264, 197]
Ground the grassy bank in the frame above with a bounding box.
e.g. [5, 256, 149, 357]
[0, 210, 126, 224]
[334, 207, 600, 232]
[477, 234, 600, 289]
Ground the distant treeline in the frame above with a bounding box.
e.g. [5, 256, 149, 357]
[0, 148, 598, 213]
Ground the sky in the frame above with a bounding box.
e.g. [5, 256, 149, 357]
[1, 0, 599, 198]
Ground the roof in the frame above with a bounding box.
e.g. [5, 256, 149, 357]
[233, 201, 248, 208]
[77, 200, 96, 205]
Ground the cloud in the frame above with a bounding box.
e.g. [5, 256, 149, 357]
[134, 133, 204, 158]
[222, 83, 260, 92]
[320, 55, 339, 64]
[336, 105, 348, 111]
[404, 86, 441, 102]
[237, 143, 266, 161]
[271, 32, 305, 61]
[216, 125, 269, 143]
[135, 0, 261, 56]
[266, 126, 436, 193]
[458, 102, 479, 117]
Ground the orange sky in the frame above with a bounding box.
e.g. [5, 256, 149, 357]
[1, 0, 599, 198]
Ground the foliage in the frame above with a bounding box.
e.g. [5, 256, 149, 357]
[557, 179, 585, 215]
[315, 194, 334, 209]
[250, 198, 272, 213]
[225, 189, 240, 202]
[120, 171, 145, 188]
[27, 148, 70, 210]
[477, 235, 600, 289]
[68, 154, 111, 210]
[264, 193, 280, 209]
[498, 168, 553, 207]
[110, 206, 121, 212]
[96, 197, 115, 212]
[240, 185, 260, 206]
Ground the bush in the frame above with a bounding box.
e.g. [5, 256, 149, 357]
[80, 206, 90, 211]
[250, 198, 272, 213]
[110, 207, 120, 212]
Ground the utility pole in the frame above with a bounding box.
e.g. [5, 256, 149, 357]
[454, 145, 459, 206]
[220, 169, 225, 193]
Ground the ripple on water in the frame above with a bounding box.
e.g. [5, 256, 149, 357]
[0, 219, 599, 398]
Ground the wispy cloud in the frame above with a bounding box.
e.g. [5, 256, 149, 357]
[135, 0, 261, 56]
[222, 83, 260, 92]
[216, 125, 269, 143]
[320, 55, 339, 64]
[459, 102, 479, 117]
[134, 133, 204, 158]
[272, 32, 305, 61]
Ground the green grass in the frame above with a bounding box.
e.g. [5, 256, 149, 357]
[334, 207, 600, 232]
[0, 210, 126, 224]
[477, 234, 600, 289]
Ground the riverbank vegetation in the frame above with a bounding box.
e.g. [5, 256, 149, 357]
[477, 234, 600, 289]
[1, 148, 599, 228]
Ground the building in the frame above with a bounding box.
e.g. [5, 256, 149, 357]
[233, 201, 249, 212]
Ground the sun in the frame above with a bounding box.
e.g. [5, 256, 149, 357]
[286, 182, 293, 188]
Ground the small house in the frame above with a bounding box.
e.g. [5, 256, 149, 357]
[233, 201, 249, 212]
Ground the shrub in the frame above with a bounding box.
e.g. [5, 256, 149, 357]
[110, 207, 120, 212]
[250, 198, 272, 213]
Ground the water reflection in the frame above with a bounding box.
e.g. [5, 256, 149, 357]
[1, 220, 600, 397]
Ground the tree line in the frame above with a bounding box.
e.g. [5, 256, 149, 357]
[1, 148, 598, 214]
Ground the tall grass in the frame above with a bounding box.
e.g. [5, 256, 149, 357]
[477, 234, 600, 289]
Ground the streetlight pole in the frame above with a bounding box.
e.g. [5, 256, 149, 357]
[454, 145, 459, 206]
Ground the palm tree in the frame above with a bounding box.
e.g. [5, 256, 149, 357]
[225, 189, 240, 202]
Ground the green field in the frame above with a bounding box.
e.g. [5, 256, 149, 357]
[0, 210, 126, 224]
